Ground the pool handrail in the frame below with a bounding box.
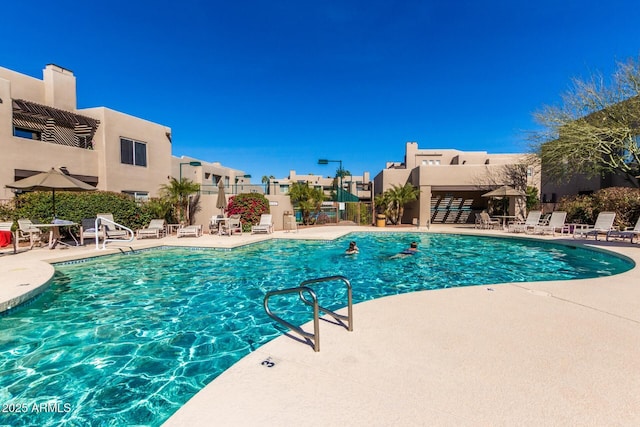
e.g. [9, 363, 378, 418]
[95, 217, 135, 250]
[263, 275, 353, 352]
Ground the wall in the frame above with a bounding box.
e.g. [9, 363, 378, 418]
[81, 107, 172, 197]
[191, 194, 293, 231]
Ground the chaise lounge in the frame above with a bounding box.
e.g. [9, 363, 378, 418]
[606, 216, 640, 243]
[508, 210, 542, 233]
[573, 211, 616, 240]
[251, 214, 273, 234]
[177, 224, 203, 238]
[137, 219, 167, 239]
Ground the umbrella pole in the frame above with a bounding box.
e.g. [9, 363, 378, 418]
[52, 189, 56, 219]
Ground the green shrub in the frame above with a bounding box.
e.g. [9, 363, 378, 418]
[557, 187, 640, 228]
[12, 191, 153, 230]
[226, 193, 270, 232]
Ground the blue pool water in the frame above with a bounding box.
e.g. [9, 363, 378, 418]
[0, 233, 632, 426]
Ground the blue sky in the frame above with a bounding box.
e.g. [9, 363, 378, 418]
[2, 1, 639, 182]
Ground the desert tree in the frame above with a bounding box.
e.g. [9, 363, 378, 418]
[529, 56, 640, 187]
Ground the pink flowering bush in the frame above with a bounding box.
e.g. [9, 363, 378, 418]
[226, 193, 270, 232]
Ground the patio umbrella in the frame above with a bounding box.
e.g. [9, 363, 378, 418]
[481, 185, 526, 198]
[5, 167, 96, 217]
[482, 185, 526, 217]
[216, 179, 227, 216]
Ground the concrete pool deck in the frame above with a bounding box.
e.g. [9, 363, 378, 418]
[2, 225, 640, 426]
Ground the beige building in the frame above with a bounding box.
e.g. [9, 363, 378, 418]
[375, 142, 540, 227]
[269, 170, 372, 201]
[171, 155, 259, 196]
[0, 64, 173, 201]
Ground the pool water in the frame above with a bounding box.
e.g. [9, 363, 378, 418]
[0, 233, 632, 426]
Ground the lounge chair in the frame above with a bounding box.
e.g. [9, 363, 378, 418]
[606, 216, 640, 243]
[97, 213, 130, 239]
[0, 221, 15, 250]
[573, 212, 616, 240]
[17, 219, 42, 248]
[508, 210, 542, 233]
[80, 218, 103, 245]
[177, 224, 202, 238]
[251, 214, 273, 234]
[478, 211, 500, 229]
[221, 214, 242, 236]
[137, 219, 166, 239]
[532, 211, 567, 235]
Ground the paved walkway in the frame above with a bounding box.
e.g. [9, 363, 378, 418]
[2, 226, 640, 426]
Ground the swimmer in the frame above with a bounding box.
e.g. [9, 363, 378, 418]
[391, 241, 418, 258]
[345, 241, 359, 255]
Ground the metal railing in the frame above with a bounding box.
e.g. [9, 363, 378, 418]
[95, 217, 134, 250]
[263, 275, 353, 352]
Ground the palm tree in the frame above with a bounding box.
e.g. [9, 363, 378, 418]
[262, 175, 275, 194]
[289, 182, 325, 225]
[385, 183, 419, 225]
[159, 177, 201, 224]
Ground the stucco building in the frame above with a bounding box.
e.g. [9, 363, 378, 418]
[374, 142, 540, 227]
[269, 170, 372, 201]
[0, 64, 173, 201]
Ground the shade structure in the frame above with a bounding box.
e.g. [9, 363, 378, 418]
[482, 185, 526, 218]
[6, 168, 96, 217]
[216, 180, 227, 215]
[481, 185, 526, 198]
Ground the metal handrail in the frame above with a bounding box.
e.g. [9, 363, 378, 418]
[95, 217, 135, 250]
[263, 275, 353, 352]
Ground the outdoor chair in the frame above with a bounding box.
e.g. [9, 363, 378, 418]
[221, 214, 242, 236]
[532, 211, 567, 236]
[80, 218, 103, 245]
[136, 219, 166, 239]
[573, 212, 616, 240]
[17, 218, 43, 248]
[507, 210, 542, 233]
[0, 221, 15, 250]
[209, 215, 225, 235]
[177, 224, 203, 238]
[251, 214, 274, 234]
[606, 215, 640, 243]
[97, 213, 130, 240]
[478, 211, 500, 229]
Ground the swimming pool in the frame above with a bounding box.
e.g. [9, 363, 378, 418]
[0, 233, 632, 426]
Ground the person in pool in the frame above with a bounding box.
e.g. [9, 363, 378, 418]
[391, 241, 418, 258]
[345, 241, 359, 255]
[401, 241, 418, 254]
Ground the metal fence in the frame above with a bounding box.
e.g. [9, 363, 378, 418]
[293, 202, 373, 225]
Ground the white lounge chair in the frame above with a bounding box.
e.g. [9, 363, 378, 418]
[177, 224, 202, 238]
[606, 216, 640, 243]
[97, 213, 129, 239]
[137, 219, 166, 239]
[508, 210, 542, 233]
[573, 212, 616, 240]
[0, 221, 16, 251]
[532, 211, 567, 235]
[251, 214, 273, 234]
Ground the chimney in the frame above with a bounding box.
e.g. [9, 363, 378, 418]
[43, 64, 77, 111]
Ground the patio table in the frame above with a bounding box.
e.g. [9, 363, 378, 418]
[31, 221, 78, 249]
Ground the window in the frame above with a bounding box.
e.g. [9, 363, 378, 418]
[280, 185, 289, 194]
[14, 127, 41, 140]
[122, 191, 149, 202]
[120, 138, 147, 167]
